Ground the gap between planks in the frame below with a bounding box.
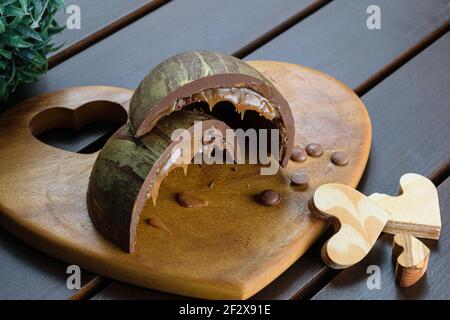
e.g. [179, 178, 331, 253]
[68, 276, 110, 300]
[233, 0, 332, 59]
[49, 0, 171, 68]
[354, 22, 450, 96]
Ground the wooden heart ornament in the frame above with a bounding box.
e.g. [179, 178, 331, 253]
[392, 233, 430, 287]
[310, 184, 389, 269]
[370, 173, 441, 240]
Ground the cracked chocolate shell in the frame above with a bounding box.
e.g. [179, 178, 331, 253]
[129, 50, 295, 167]
[87, 111, 235, 253]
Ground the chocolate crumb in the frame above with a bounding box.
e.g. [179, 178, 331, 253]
[330, 151, 349, 166]
[305, 143, 323, 157]
[176, 192, 208, 208]
[291, 146, 307, 162]
[258, 190, 281, 206]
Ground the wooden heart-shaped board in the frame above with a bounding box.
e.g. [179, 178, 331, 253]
[0, 61, 371, 299]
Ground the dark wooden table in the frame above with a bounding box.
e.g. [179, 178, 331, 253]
[1, 0, 449, 300]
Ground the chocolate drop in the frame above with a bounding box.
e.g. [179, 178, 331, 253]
[258, 190, 281, 206]
[330, 151, 349, 166]
[291, 171, 309, 187]
[176, 192, 208, 208]
[291, 146, 307, 162]
[305, 143, 323, 157]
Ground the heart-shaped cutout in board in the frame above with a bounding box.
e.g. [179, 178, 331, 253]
[30, 100, 128, 153]
[0, 62, 371, 299]
[370, 173, 441, 240]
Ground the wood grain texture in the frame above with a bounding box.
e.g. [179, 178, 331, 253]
[50, 0, 168, 66]
[311, 184, 389, 269]
[92, 1, 450, 300]
[313, 176, 450, 299]
[392, 234, 430, 288]
[0, 62, 371, 299]
[370, 174, 441, 240]
[312, 33, 450, 299]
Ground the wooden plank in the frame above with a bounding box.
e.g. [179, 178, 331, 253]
[92, 1, 450, 300]
[92, 281, 181, 300]
[0, 227, 96, 299]
[313, 175, 450, 299]
[247, 0, 450, 93]
[1, 0, 323, 300]
[50, 0, 168, 66]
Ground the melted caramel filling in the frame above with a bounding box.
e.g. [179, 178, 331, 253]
[145, 127, 231, 206]
[173, 87, 279, 121]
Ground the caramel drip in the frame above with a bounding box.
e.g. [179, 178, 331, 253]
[190, 87, 278, 120]
[146, 128, 231, 206]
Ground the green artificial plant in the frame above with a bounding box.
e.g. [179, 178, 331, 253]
[0, 0, 65, 101]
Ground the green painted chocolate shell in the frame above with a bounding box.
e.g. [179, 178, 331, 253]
[129, 50, 294, 167]
[87, 111, 233, 253]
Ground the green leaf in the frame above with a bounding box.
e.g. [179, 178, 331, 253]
[7, 60, 16, 85]
[47, 41, 65, 53]
[16, 48, 46, 65]
[7, 15, 24, 28]
[1, 0, 65, 102]
[3, 5, 27, 17]
[31, 0, 49, 28]
[0, 79, 7, 99]
[16, 23, 44, 41]
[3, 34, 33, 48]
[0, 59, 8, 70]
[21, 67, 42, 78]
[48, 24, 65, 35]
[32, 0, 43, 23]
[0, 49, 13, 60]
[18, 0, 29, 13]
